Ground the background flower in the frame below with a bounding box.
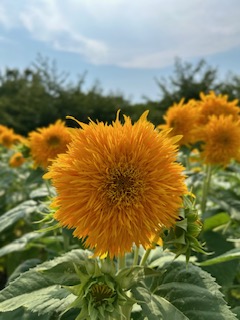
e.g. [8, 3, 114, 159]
[159, 99, 200, 146]
[200, 115, 240, 166]
[9, 152, 25, 168]
[198, 91, 240, 125]
[28, 120, 72, 169]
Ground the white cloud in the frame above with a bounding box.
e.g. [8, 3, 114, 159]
[0, 3, 13, 28]
[1, 0, 240, 68]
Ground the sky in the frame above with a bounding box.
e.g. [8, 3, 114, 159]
[0, 0, 240, 103]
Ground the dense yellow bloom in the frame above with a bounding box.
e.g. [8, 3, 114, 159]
[198, 91, 240, 125]
[28, 120, 72, 169]
[9, 152, 25, 168]
[200, 115, 240, 166]
[0, 127, 23, 148]
[159, 99, 200, 146]
[44, 111, 187, 258]
[0, 125, 9, 135]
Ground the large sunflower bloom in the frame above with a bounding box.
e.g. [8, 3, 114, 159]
[198, 91, 240, 125]
[200, 115, 240, 166]
[159, 99, 200, 146]
[28, 120, 72, 169]
[44, 111, 187, 258]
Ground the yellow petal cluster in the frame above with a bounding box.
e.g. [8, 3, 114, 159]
[0, 125, 23, 148]
[9, 152, 25, 168]
[44, 111, 187, 258]
[198, 91, 239, 125]
[200, 115, 240, 166]
[28, 120, 72, 169]
[159, 99, 200, 146]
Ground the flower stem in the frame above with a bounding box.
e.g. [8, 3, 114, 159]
[120, 305, 132, 320]
[200, 164, 212, 215]
[139, 233, 160, 266]
[132, 245, 139, 266]
[118, 254, 126, 270]
[45, 179, 54, 197]
[139, 248, 151, 266]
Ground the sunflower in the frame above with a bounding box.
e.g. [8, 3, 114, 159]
[0, 125, 9, 135]
[198, 91, 240, 125]
[200, 115, 240, 166]
[44, 111, 187, 258]
[158, 99, 200, 146]
[28, 120, 72, 169]
[9, 152, 25, 168]
[0, 127, 22, 148]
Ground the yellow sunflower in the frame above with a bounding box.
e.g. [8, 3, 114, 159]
[9, 152, 25, 168]
[159, 99, 200, 146]
[200, 115, 240, 166]
[28, 120, 72, 169]
[0, 127, 22, 148]
[44, 111, 187, 258]
[198, 91, 240, 125]
[0, 125, 9, 135]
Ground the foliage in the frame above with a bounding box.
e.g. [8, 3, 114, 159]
[1, 56, 240, 134]
[1, 60, 240, 319]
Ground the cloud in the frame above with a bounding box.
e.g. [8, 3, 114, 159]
[19, 0, 108, 63]
[1, 0, 240, 68]
[0, 3, 13, 28]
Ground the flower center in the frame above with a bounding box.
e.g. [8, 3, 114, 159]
[215, 132, 231, 146]
[90, 283, 115, 307]
[169, 119, 177, 128]
[104, 164, 144, 206]
[47, 135, 61, 147]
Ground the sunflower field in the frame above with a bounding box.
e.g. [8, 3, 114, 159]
[0, 90, 240, 320]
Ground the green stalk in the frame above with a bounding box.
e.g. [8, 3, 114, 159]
[139, 248, 151, 266]
[200, 164, 212, 215]
[139, 233, 160, 266]
[62, 228, 70, 251]
[45, 178, 54, 197]
[132, 245, 139, 266]
[118, 254, 126, 270]
[120, 304, 132, 320]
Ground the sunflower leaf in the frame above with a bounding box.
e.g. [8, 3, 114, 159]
[0, 249, 91, 315]
[140, 259, 237, 320]
[132, 286, 189, 320]
[198, 248, 240, 266]
[0, 200, 37, 233]
[0, 308, 52, 320]
[0, 232, 45, 258]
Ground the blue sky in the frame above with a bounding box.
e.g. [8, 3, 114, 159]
[0, 0, 240, 103]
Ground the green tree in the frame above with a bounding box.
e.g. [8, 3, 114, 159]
[152, 58, 220, 123]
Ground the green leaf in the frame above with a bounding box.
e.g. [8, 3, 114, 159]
[141, 259, 237, 320]
[198, 248, 240, 266]
[0, 232, 45, 258]
[0, 285, 75, 315]
[203, 212, 230, 231]
[0, 249, 91, 316]
[209, 192, 240, 221]
[7, 259, 41, 284]
[200, 231, 239, 287]
[0, 200, 37, 233]
[132, 286, 188, 320]
[232, 307, 240, 319]
[30, 186, 56, 199]
[0, 308, 51, 320]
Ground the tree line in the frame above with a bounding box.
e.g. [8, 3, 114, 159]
[1, 56, 240, 136]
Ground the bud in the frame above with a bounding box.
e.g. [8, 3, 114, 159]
[66, 257, 136, 320]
